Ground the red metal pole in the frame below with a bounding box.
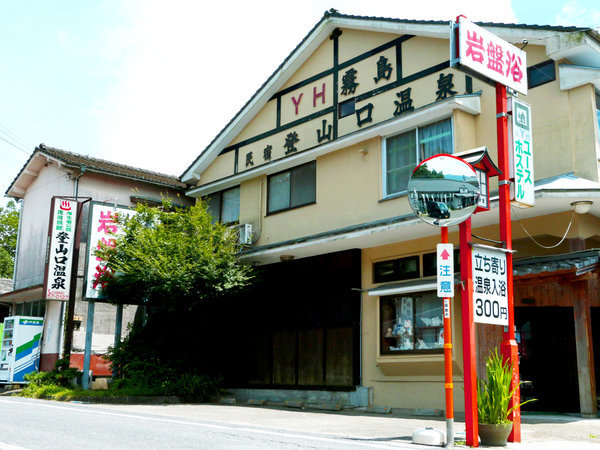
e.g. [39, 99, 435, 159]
[460, 218, 478, 447]
[441, 227, 454, 447]
[496, 82, 521, 442]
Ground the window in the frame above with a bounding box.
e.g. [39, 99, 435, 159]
[383, 118, 453, 196]
[13, 300, 46, 318]
[422, 249, 460, 277]
[380, 293, 443, 354]
[267, 161, 316, 214]
[205, 186, 240, 224]
[527, 60, 556, 89]
[596, 92, 600, 144]
[374, 250, 460, 283]
[339, 98, 356, 118]
[374, 255, 419, 283]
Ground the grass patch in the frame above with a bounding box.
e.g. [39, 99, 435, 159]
[19, 382, 184, 401]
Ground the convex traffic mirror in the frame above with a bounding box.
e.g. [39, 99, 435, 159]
[407, 154, 480, 227]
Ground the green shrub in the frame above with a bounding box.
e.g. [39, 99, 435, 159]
[21, 358, 82, 398]
[477, 348, 535, 424]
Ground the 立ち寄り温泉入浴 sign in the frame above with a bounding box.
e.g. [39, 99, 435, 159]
[472, 245, 509, 326]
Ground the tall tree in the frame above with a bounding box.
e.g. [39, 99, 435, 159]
[96, 200, 253, 311]
[95, 200, 254, 375]
[0, 200, 20, 278]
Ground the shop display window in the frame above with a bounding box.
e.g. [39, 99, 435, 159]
[380, 292, 444, 354]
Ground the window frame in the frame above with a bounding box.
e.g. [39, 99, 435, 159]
[204, 185, 240, 225]
[339, 97, 356, 118]
[267, 161, 317, 215]
[595, 91, 600, 145]
[382, 117, 454, 199]
[13, 299, 46, 318]
[527, 60, 556, 89]
[374, 250, 460, 284]
[380, 292, 444, 355]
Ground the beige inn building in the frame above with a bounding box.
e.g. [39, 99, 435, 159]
[181, 11, 600, 416]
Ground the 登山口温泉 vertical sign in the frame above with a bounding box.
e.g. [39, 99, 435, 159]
[452, 17, 527, 95]
[44, 198, 77, 301]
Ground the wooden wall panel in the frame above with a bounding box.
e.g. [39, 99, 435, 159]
[298, 328, 324, 386]
[273, 330, 296, 385]
[325, 327, 353, 386]
[248, 331, 272, 385]
[476, 323, 503, 377]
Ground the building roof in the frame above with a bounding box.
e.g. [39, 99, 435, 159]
[6, 144, 188, 198]
[514, 249, 600, 277]
[180, 9, 600, 183]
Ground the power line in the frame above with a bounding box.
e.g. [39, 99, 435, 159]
[0, 123, 30, 149]
[0, 135, 30, 156]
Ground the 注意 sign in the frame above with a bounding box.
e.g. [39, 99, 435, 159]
[511, 98, 534, 206]
[453, 17, 527, 95]
[44, 198, 77, 301]
[85, 203, 135, 300]
[472, 245, 509, 325]
[437, 243, 454, 298]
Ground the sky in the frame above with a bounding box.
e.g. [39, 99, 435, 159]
[1, 0, 599, 208]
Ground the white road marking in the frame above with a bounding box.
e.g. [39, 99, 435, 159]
[0, 398, 419, 449]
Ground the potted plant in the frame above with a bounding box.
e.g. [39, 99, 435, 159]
[477, 349, 534, 446]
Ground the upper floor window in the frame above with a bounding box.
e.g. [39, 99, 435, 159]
[205, 186, 240, 224]
[267, 161, 316, 214]
[383, 118, 453, 197]
[596, 92, 600, 144]
[373, 249, 460, 284]
[527, 60, 556, 89]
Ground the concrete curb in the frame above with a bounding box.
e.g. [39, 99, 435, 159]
[69, 395, 184, 405]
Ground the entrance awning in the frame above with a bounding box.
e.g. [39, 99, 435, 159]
[513, 249, 600, 277]
[0, 284, 43, 304]
[368, 276, 460, 296]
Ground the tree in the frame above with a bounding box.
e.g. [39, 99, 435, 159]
[0, 200, 20, 278]
[96, 200, 254, 377]
[96, 200, 254, 311]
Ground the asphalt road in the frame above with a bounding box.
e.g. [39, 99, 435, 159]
[1, 397, 599, 449]
[0, 397, 438, 449]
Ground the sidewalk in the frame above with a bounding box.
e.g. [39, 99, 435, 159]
[93, 401, 600, 449]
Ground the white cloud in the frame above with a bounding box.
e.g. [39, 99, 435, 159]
[555, 0, 600, 28]
[91, 0, 518, 176]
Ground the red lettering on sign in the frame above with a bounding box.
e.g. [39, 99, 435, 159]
[505, 52, 524, 83]
[313, 83, 326, 107]
[465, 30, 484, 64]
[292, 93, 303, 115]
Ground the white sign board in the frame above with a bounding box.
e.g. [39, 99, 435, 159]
[454, 17, 527, 95]
[472, 246, 509, 325]
[45, 199, 77, 301]
[511, 98, 534, 206]
[437, 243, 454, 297]
[85, 203, 135, 300]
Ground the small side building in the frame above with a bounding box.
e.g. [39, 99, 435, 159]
[0, 144, 192, 374]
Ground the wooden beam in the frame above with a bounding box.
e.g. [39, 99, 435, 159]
[573, 281, 597, 417]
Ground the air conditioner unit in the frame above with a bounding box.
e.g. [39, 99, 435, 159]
[232, 223, 253, 246]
